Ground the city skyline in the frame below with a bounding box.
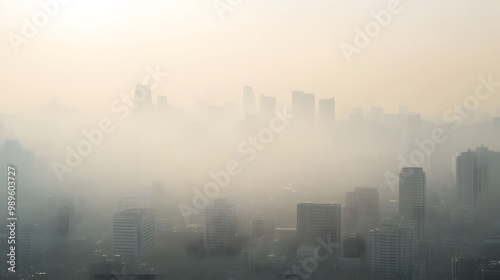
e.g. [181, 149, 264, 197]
[2, 1, 500, 279]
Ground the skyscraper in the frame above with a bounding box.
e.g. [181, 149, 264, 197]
[243, 86, 256, 116]
[368, 218, 415, 280]
[297, 203, 341, 249]
[204, 198, 236, 255]
[259, 94, 276, 121]
[456, 146, 500, 209]
[318, 98, 335, 124]
[292, 91, 315, 121]
[47, 196, 77, 240]
[399, 167, 426, 242]
[113, 208, 156, 260]
[344, 187, 380, 237]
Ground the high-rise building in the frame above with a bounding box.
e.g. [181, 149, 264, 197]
[456, 146, 500, 209]
[134, 85, 153, 114]
[399, 167, 426, 242]
[243, 86, 256, 116]
[318, 98, 335, 124]
[259, 94, 276, 121]
[47, 196, 77, 240]
[451, 256, 479, 280]
[204, 198, 236, 255]
[292, 91, 315, 121]
[297, 203, 341, 251]
[344, 187, 380, 237]
[113, 208, 156, 260]
[368, 218, 415, 280]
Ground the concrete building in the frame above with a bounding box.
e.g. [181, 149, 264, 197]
[399, 167, 426, 242]
[297, 203, 341, 256]
[204, 198, 236, 255]
[113, 208, 156, 260]
[368, 218, 415, 280]
[344, 187, 380, 237]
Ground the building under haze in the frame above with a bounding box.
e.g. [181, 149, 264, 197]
[297, 203, 341, 251]
[318, 97, 335, 124]
[204, 198, 237, 255]
[243, 86, 256, 116]
[344, 187, 380, 237]
[292, 91, 315, 122]
[399, 167, 426, 243]
[259, 94, 276, 121]
[113, 208, 156, 260]
[456, 145, 500, 209]
[368, 218, 415, 280]
[47, 196, 77, 240]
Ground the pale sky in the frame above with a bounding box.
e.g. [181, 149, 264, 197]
[1, 0, 500, 119]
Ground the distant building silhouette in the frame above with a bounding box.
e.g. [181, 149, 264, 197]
[259, 94, 276, 121]
[318, 98, 335, 124]
[243, 86, 256, 116]
[292, 91, 315, 122]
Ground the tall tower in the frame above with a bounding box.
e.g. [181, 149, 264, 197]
[297, 203, 341, 249]
[47, 196, 77, 240]
[399, 167, 426, 242]
[204, 198, 236, 255]
[456, 146, 500, 209]
[344, 187, 380, 237]
[243, 86, 256, 116]
[318, 98, 335, 124]
[292, 91, 315, 122]
[259, 94, 276, 121]
[113, 208, 156, 260]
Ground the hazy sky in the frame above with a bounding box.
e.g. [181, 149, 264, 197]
[2, 0, 500, 119]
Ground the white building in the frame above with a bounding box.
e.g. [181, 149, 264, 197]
[113, 208, 155, 260]
[368, 218, 414, 280]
